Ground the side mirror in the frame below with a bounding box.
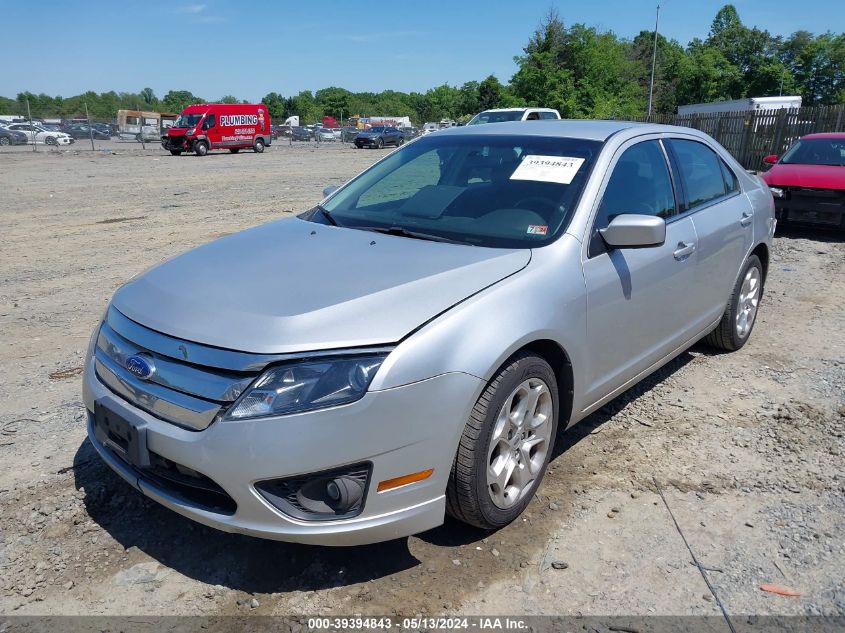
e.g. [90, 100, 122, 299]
[600, 214, 666, 249]
[322, 185, 339, 198]
[763, 154, 778, 165]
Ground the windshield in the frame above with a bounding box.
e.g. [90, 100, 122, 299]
[468, 111, 525, 125]
[367, 126, 386, 133]
[780, 138, 845, 166]
[174, 113, 203, 128]
[318, 134, 601, 248]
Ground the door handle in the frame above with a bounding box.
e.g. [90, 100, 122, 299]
[673, 241, 696, 260]
[740, 211, 753, 226]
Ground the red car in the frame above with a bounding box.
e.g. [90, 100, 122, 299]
[761, 132, 845, 229]
[162, 103, 272, 156]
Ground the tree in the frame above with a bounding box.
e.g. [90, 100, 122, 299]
[162, 90, 203, 113]
[315, 87, 351, 118]
[140, 87, 156, 106]
[218, 95, 239, 104]
[262, 92, 286, 120]
[478, 75, 504, 110]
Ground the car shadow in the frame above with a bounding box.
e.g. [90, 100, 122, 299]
[73, 350, 697, 590]
[72, 441, 419, 594]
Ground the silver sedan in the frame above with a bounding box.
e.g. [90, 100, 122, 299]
[82, 121, 774, 545]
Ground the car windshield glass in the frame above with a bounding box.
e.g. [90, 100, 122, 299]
[367, 126, 386, 133]
[319, 134, 601, 248]
[468, 111, 525, 125]
[174, 114, 203, 128]
[780, 138, 845, 166]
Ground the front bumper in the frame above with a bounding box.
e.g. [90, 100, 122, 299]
[83, 361, 482, 545]
[773, 188, 845, 228]
[355, 138, 380, 147]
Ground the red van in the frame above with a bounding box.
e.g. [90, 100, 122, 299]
[162, 103, 272, 156]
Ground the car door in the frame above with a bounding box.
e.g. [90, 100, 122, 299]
[665, 138, 753, 330]
[11, 125, 34, 144]
[581, 138, 699, 408]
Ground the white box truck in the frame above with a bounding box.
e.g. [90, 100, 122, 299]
[678, 96, 802, 116]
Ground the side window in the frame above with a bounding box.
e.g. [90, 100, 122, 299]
[525, 112, 540, 120]
[539, 111, 557, 120]
[720, 159, 738, 193]
[594, 140, 676, 232]
[204, 114, 216, 129]
[668, 139, 730, 209]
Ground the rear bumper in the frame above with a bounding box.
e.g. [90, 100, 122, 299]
[83, 360, 482, 545]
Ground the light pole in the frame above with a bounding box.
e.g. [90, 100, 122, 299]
[647, 3, 661, 120]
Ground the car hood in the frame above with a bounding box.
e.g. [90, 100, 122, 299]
[357, 131, 380, 137]
[761, 163, 845, 189]
[111, 217, 531, 354]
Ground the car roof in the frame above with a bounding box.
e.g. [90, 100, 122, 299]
[435, 119, 704, 142]
[480, 107, 558, 113]
[800, 132, 845, 140]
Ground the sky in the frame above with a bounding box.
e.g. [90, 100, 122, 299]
[2, 0, 844, 101]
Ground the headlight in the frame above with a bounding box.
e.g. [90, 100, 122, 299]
[186, 128, 196, 136]
[225, 354, 387, 420]
[769, 186, 785, 198]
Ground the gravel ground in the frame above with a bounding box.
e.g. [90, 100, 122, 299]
[0, 140, 843, 618]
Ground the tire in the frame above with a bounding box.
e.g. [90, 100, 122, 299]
[194, 141, 209, 157]
[45, 136, 56, 146]
[136, 134, 142, 143]
[170, 150, 182, 156]
[377, 138, 384, 149]
[229, 148, 240, 153]
[398, 137, 405, 146]
[446, 352, 559, 529]
[703, 254, 763, 352]
[254, 139, 265, 153]
[0, 137, 9, 146]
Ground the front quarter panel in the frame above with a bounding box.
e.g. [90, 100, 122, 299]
[370, 236, 587, 423]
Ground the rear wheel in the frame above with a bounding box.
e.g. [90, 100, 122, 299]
[704, 254, 763, 351]
[194, 141, 209, 157]
[253, 138, 265, 153]
[447, 352, 559, 529]
[229, 148, 240, 153]
[170, 150, 182, 156]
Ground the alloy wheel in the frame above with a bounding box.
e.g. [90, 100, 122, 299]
[735, 265, 761, 339]
[486, 378, 553, 509]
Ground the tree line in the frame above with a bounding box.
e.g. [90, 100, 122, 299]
[2, 5, 842, 125]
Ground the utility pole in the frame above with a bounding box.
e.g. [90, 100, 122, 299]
[26, 98, 35, 152]
[647, 4, 661, 120]
[85, 102, 95, 151]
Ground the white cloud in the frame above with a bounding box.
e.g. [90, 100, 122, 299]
[178, 3, 207, 14]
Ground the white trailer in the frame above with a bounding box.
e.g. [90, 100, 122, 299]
[678, 96, 802, 116]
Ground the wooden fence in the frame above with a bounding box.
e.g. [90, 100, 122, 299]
[633, 104, 845, 171]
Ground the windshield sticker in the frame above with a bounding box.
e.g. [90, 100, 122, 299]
[527, 224, 548, 235]
[510, 155, 585, 185]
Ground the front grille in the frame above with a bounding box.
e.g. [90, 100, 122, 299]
[776, 187, 845, 227]
[94, 306, 260, 430]
[143, 451, 236, 514]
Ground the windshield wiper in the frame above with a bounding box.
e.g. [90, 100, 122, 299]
[315, 205, 340, 226]
[360, 225, 468, 245]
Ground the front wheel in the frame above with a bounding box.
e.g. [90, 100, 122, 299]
[446, 352, 559, 529]
[194, 141, 209, 156]
[704, 254, 763, 351]
[0, 137, 9, 146]
[45, 136, 56, 146]
[376, 138, 384, 149]
[253, 138, 265, 153]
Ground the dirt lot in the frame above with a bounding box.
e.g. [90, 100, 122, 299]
[0, 140, 843, 619]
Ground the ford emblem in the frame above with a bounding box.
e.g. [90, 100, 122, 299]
[125, 354, 155, 380]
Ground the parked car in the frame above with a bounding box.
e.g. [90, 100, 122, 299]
[468, 108, 561, 125]
[4, 123, 74, 145]
[340, 127, 360, 143]
[66, 124, 110, 140]
[92, 122, 116, 136]
[290, 126, 313, 141]
[354, 125, 404, 149]
[162, 103, 272, 156]
[82, 120, 773, 545]
[760, 132, 845, 229]
[315, 127, 336, 142]
[0, 126, 29, 146]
